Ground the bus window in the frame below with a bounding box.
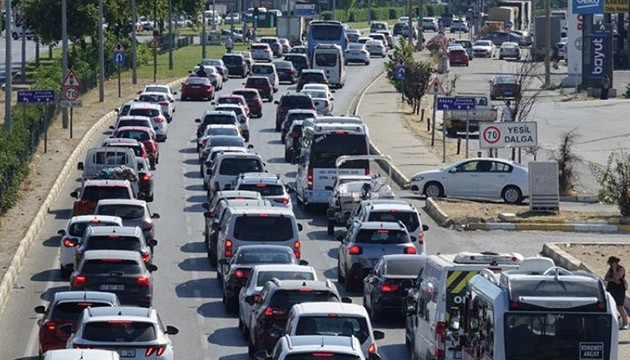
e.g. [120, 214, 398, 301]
[315, 53, 338, 67]
[311, 25, 343, 40]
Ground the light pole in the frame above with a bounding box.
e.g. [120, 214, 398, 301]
[61, 0, 69, 128]
[168, 0, 173, 70]
[132, 0, 138, 84]
[98, 0, 105, 102]
[202, 10, 207, 58]
[212, 0, 216, 31]
[544, 0, 550, 85]
[4, 0, 11, 133]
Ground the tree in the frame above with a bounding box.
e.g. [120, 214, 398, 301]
[385, 37, 414, 92]
[552, 129, 579, 195]
[402, 59, 433, 114]
[21, 0, 99, 45]
[592, 151, 630, 216]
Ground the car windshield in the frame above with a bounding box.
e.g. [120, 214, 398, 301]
[385, 259, 425, 276]
[274, 61, 292, 69]
[69, 221, 119, 237]
[288, 113, 314, 121]
[81, 259, 142, 274]
[50, 301, 112, 321]
[82, 321, 157, 342]
[355, 229, 409, 244]
[311, 25, 343, 40]
[117, 130, 151, 142]
[295, 316, 369, 343]
[237, 183, 285, 196]
[252, 44, 269, 50]
[85, 236, 142, 251]
[96, 205, 145, 219]
[286, 56, 307, 64]
[223, 56, 243, 65]
[82, 187, 132, 201]
[368, 211, 420, 231]
[219, 158, 263, 175]
[300, 73, 324, 82]
[234, 248, 294, 264]
[204, 127, 239, 137]
[475, 41, 491, 46]
[496, 75, 517, 84]
[129, 109, 160, 117]
[216, 107, 243, 116]
[233, 216, 293, 241]
[256, 271, 315, 286]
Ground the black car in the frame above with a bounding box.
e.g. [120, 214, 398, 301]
[273, 60, 298, 84]
[283, 54, 310, 75]
[70, 250, 157, 307]
[222, 54, 248, 78]
[362, 254, 427, 321]
[136, 158, 154, 202]
[284, 121, 303, 163]
[246, 279, 350, 356]
[490, 74, 521, 100]
[392, 22, 405, 36]
[273, 94, 315, 131]
[219, 245, 307, 312]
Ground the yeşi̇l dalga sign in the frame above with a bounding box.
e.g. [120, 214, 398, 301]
[479, 122, 538, 149]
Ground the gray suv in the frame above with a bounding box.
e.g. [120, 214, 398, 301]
[337, 221, 417, 292]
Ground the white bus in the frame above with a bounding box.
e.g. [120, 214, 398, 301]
[312, 43, 346, 88]
[455, 257, 618, 360]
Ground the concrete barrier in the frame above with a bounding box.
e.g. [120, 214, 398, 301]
[424, 197, 453, 228]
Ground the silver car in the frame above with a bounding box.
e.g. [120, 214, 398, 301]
[365, 39, 386, 58]
[337, 221, 417, 292]
[94, 199, 160, 240]
[344, 43, 370, 65]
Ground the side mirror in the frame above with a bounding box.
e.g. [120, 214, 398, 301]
[254, 350, 269, 360]
[147, 239, 158, 247]
[341, 296, 353, 303]
[195, 118, 201, 123]
[173, 91, 178, 95]
[324, 186, 333, 191]
[58, 324, 73, 335]
[34, 305, 46, 314]
[330, 97, 334, 101]
[77, 162, 84, 171]
[336, 235, 344, 242]
[114, 108, 119, 113]
[57, 229, 66, 236]
[166, 325, 179, 335]
[151, 213, 160, 219]
[373, 330, 385, 340]
[299, 259, 309, 266]
[403, 297, 416, 315]
[70, 191, 78, 198]
[297, 224, 303, 231]
[274, 100, 279, 105]
[147, 264, 158, 272]
[137, 90, 142, 94]
[422, 224, 429, 231]
[247, 144, 254, 149]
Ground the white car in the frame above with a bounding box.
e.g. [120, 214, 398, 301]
[57, 215, 123, 277]
[197, 124, 241, 152]
[409, 158, 529, 204]
[234, 172, 292, 208]
[127, 102, 169, 141]
[214, 104, 251, 142]
[344, 43, 370, 65]
[238, 264, 318, 337]
[472, 40, 494, 58]
[65, 306, 178, 360]
[251, 63, 280, 93]
[365, 39, 386, 57]
[422, 17, 439, 32]
[301, 89, 334, 115]
[499, 41, 521, 60]
[250, 43, 274, 62]
[43, 349, 120, 360]
[140, 84, 177, 105]
[136, 91, 175, 122]
[192, 65, 223, 90]
[266, 335, 369, 360]
[202, 146, 247, 190]
[301, 83, 332, 93]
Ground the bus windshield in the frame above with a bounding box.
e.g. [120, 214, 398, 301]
[504, 313, 612, 360]
[310, 134, 368, 168]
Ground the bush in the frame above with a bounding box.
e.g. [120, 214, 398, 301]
[552, 129, 579, 195]
[592, 151, 630, 216]
[369, 8, 389, 21]
[348, 9, 368, 22]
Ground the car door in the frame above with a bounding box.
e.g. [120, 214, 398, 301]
[473, 160, 499, 198]
[443, 160, 481, 197]
[486, 161, 514, 198]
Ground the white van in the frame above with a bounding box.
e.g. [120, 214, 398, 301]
[312, 44, 346, 88]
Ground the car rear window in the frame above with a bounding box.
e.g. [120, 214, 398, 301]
[285, 354, 361, 360]
[385, 259, 425, 276]
[287, 112, 314, 121]
[50, 301, 113, 321]
[216, 107, 244, 116]
[204, 127, 240, 137]
[69, 221, 120, 237]
[281, 95, 314, 108]
[355, 229, 409, 244]
[237, 183, 284, 196]
[286, 56, 307, 64]
[252, 44, 268, 50]
[81, 187, 131, 201]
[295, 316, 369, 343]
[118, 120, 150, 128]
[138, 94, 166, 102]
[368, 210, 419, 231]
[82, 321, 156, 342]
[219, 158, 263, 175]
[117, 130, 150, 141]
[256, 271, 315, 286]
[81, 259, 143, 274]
[144, 87, 167, 94]
[235, 249, 294, 264]
[218, 97, 244, 106]
[253, 66, 274, 74]
[451, 50, 466, 55]
[207, 137, 245, 149]
[223, 55, 243, 65]
[84, 235, 142, 251]
[300, 73, 324, 82]
[233, 216, 294, 241]
[269, 290, 339, 310]
[96, 205, 145, 219]
[233, 91, 259, 100]
[203, 114, 237, 125]
[129, 109, 160, 117]
[186, 77, 210, 85]
[247, 78, 270, 86]
[106, 144, 142, 157]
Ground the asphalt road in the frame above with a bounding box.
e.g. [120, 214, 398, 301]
[0, 35, 49, 71]
[1, 41, 629, 360]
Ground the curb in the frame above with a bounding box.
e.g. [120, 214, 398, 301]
[559, 195, 600, 203]
[467, 222, 630, 233]
[423, 198, 453, 228]
[0, 78, 185, 316]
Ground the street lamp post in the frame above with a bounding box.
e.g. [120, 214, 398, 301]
[202, 10, 207, 58]
[61, 0, 69, 128]
[168, 0, 173, 70]
[4, 0, 11, 133]
[98, 0, 105, 102]
[132, 0, 138, 84]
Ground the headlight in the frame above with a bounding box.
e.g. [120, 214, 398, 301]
[411, 175, 424, 182]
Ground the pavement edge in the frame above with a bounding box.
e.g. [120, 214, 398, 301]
[0, 78, 185, 315]
[424, 197, 454, 228]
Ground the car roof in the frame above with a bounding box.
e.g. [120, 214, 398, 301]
[382, 254, 428, 263]
[271, 279, 334, 291]
[287, 109, 317, 114]
[364, 200, 416, 212]
[117, 115, 151, 121]
[236, 244, 294, 253]
[129, 102, 161, 109]
[116, 126, 153, 132]
[253, 264, 314, 272]
[291, 302, 368, 316]
[44, 349, 120, 360]
[85, 226, 143, 237]
[357, 221, 406, 230]
[285, 335, 362, 353]
[217, 152, 262, 160]
[96, 199, 147, 207]
[138, 91, 167, 97]
[69, 215, 123, 224]
[205, 124, 240, 129]
[228, 205, 293, 215]
[82, 179, 132, 187]
[82, 249, 143, 261]
[215, 190, 262, 199]
[103, 138, 141, 145]
[203, 110, 238, 116]
[83, 306, 154, 320]
[214, 104, 244, 109]
[238, 172, 282, 182]
[52, 290, 120, 303]
[301, 69, 325, 74]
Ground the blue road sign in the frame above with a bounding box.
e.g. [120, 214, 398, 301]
[295, 8, 316, 16]
[17, 90, 55, 104]
[436, 96, 477, 111]
[113, 52, 126, 65]
[504, 20, 513, 29]
[395, 65, 405, 80]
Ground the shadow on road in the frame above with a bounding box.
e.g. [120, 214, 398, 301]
[180, 241, 205, 253]
[42, 235, 60, 248]
[198, 301, 235, 320]
[175, 278, 220, 298]
[39, 285, 69, 301]
[178, 257, 211, 272]
[30, 269, 60, 282]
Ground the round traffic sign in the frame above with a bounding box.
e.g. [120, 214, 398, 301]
[482, 125, 501, 144]
[64, 87, 79, 101]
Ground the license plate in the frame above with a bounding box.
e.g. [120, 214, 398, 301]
[118, 349, 136, 358]
[100, 284, 124, 291]
[191, 85, 200, 89]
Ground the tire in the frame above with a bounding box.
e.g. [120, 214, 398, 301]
[209, 242, 217, 267]
[12, 33, 18, 40]
[60, 265, 71, 279]
[424, 182, 444, 198]
[284, 148, 290, 162]
[275, 123, 281, 132]
[327, 220, 335, 235]
[224, 295, 238, 313]
[203, 181, 208, 191]
[337, 262, 344, 282]
[499, 56, 504, 60]
[146, 193, 154, 202]
[502, 185, 523, 204]
[370, 299, 382, 322]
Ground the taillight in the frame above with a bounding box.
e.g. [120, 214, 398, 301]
[141, 251, 151, 263]
[234, 268, 250, 279]
[435, 321, 447, 358]
[380, 282, 401, 293]
[368, 342, 377, 354]
[273, 197, 290, 205]
[63, 238, 76, 247]
[141, 173, 151, 181]
[137, 276, 151, 287]
[44, 320, 56, 332]
[141, 221, 153, 231]
[160, 101, 169, 106]
[264, 307, 286, 317]
[145, 346, 165, 357]
[312, 353, 335, 357]
[404, 246, 417, 254]
[72, 275, 86, 287]
[289, 132, 297, 138]
[293, 240, 301, 258]
[364, 168, 370, 176]
[348, 245, 362, 255]
[154, 117, 165, 124]
[417, 231, 425, 245]
[225, 239, 233, 257]
[307, 168, 313, 189]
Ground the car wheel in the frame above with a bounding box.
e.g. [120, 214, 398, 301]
[224, 295, 237, 313]
[146, 193, 154, 202]
[424, 182, 444, 198]
[248, 341, 256, 356]
[210, 242, 217, 267]
[60, 265, 71, 279]
[275, 123, 281, 132]
[337, 262, 344, 282]
[345, 275, 358, 293]
[284, 148, 291, 162]
[203, 182, 208, 191]
[327, 220, 335, 235]
[502, 185, 523, 204]
[370, 299, 382, 322]
[499, 56, 503, 60]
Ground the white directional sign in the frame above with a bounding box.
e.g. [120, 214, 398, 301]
[479, 122, 538, 149]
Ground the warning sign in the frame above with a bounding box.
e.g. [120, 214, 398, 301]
[61, 69, 81, 88]
[479, 122, 538, 149]
[425, 77, 445, 95]
[604, 0, 626, 13]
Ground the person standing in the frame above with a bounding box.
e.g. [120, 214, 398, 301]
[605, 256, 629, 329]
[501, 101, 514, 122]
[601, 74, 611, 100]
[225, 37, 233, 53]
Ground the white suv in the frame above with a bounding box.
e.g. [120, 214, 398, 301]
[250, 43, 274, 62]
[259, 335, 376, 360]
[209, 152, 265, 199]
[127, 102, 169, 141]
[284, 302, 385, 359]
[214, 104, 251, 142]
[251, 63, 280, 93]
[235, 172, 292, 208]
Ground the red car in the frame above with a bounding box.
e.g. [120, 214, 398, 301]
[232, 88, 263, 118]
[113, 126, 160, 169]
[70, 180, 135, 216]
[181, 75, 215, 101]
[215, 94, 250, 115]
[245, 76, 274, 102]
[448, 48, 469, 66]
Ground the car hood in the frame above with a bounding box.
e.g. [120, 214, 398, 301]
[411, 168, 444, 179]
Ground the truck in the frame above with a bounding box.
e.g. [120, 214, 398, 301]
[443, 93, 497, 136]
[77, 147, 140, 194]
[495, 0, 533, 31]
[487, 7, 515, 26]
[532, 16, 561, 61]
[276, 16, 304, 46]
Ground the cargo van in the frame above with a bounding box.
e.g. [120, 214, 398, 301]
[312, 44, 346, 88]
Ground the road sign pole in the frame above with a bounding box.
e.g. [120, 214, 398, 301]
[153, 48, 157, 83]
[131, 0, 137, 84]
[70, 107, 73, 139]
[431, 95, 437, 147]
[118, 64, 122, 98]
[465, 110, 470, 158]
[442, 103, 446, 163]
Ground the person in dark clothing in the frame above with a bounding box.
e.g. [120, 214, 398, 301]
[605, 255, 628, 329]
[601, 74, 611, 100]
[196, 64, 208, 78]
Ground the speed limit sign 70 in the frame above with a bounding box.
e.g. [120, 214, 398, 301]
[482, 125, 501, 144]
[63, 87, 79, 101]
[479, 122, 538, 149]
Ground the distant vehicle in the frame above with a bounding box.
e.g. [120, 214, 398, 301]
[472, 40, 494, 58]
[312, 43, 346, 88]
[448, 48, 469, 66]
[490, 74, 521, 100]
[422, 17, 439, 32]
[450, 39, 473, 59]
[499, 41, 521, 60]
[449, 19, 469, 33]
[307, 21, 348, 60]
[443, 93, 497, 136]
[12, 23, 36, 40]
[369, 21, 388, 33]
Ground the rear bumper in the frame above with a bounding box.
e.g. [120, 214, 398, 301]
[303, 189, 330, 205]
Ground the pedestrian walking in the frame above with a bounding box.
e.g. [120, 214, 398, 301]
[605, 256, 629, 329]
[225, 37, 233, 54]
[601, 74, 611, 100]
[501, 101, 514, 122]
[246, 29, 252, 44]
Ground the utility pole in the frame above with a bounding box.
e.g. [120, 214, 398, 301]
[202, 10, 207, 58]
[61, 0, 69, 128]
[544, 0, 550, 85]
[21, 9, 25, 82]
[168, 0, 173, 70]
[333, 0, 336, 20]
[132, 0, 137, 84]
[212, 0, 216, 31]
[4, 0, 11, 133]
[408, 0, 413, 46]
[98, 0, 105, 102]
